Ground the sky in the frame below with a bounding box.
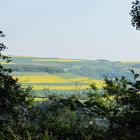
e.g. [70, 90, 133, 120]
[0, 0, 140, 61]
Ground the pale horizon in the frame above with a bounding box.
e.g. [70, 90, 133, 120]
[1, 0, 140, 61]
[4, 54, 140, 62]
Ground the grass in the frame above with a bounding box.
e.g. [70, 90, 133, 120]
[54, 72, 79, 79]
[69, 77, 104, 85]
[12, 72, 50, 76]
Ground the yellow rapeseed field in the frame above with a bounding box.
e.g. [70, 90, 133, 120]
[69, 77, 91, 82]
[14, 75, 69, 83]
[69, 77, 104, 88]
[14, 75, 104, 90]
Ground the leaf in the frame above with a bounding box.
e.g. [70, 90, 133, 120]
[135, 74, 139, 79]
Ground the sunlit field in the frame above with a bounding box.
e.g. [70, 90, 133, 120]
[14, 75, 69, 83]
[13, 74, 104, 90]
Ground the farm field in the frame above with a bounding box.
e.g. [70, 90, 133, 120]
[1, 56, 140, 96]
[13, 73, 104, 91]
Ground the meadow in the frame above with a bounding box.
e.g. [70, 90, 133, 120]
[3, 56, 140, 97]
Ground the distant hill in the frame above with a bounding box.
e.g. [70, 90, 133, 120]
[1, 56, 140, 79]
[1, 56, 140, 95]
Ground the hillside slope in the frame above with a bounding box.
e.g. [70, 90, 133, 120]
[2, 56, 140, 79]
[1, 56, 140, 95]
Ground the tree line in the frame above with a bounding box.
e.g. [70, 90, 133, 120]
[4, 64, 64, 73]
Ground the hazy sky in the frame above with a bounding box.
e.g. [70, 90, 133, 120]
[0, 0, 140, 60]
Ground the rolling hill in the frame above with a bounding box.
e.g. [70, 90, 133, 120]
[1, 56, 140, 96]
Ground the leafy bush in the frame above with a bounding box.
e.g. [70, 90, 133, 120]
[0, 30, 32, 140]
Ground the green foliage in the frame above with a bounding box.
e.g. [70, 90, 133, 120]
[85, 69, 140, 140]
[5, 64, 64, 73]
[130, 0, 140, 30]
[0, 30, 32, 140]
[29, 94, 105, 140]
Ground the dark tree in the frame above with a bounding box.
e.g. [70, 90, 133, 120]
[130, 0, 140, 30]
[0, 30, 32, 139]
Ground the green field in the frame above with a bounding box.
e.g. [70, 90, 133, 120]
[1, 56, 140, 96]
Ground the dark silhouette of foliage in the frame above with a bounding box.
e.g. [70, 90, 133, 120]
[29, 94, 105, 140]
[130, 0, 140, 30]
[85, 69, 140, 140]
[5, 64, 64, 73]
[27, 69, 140, 140]
[0, 30, 32, 139]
